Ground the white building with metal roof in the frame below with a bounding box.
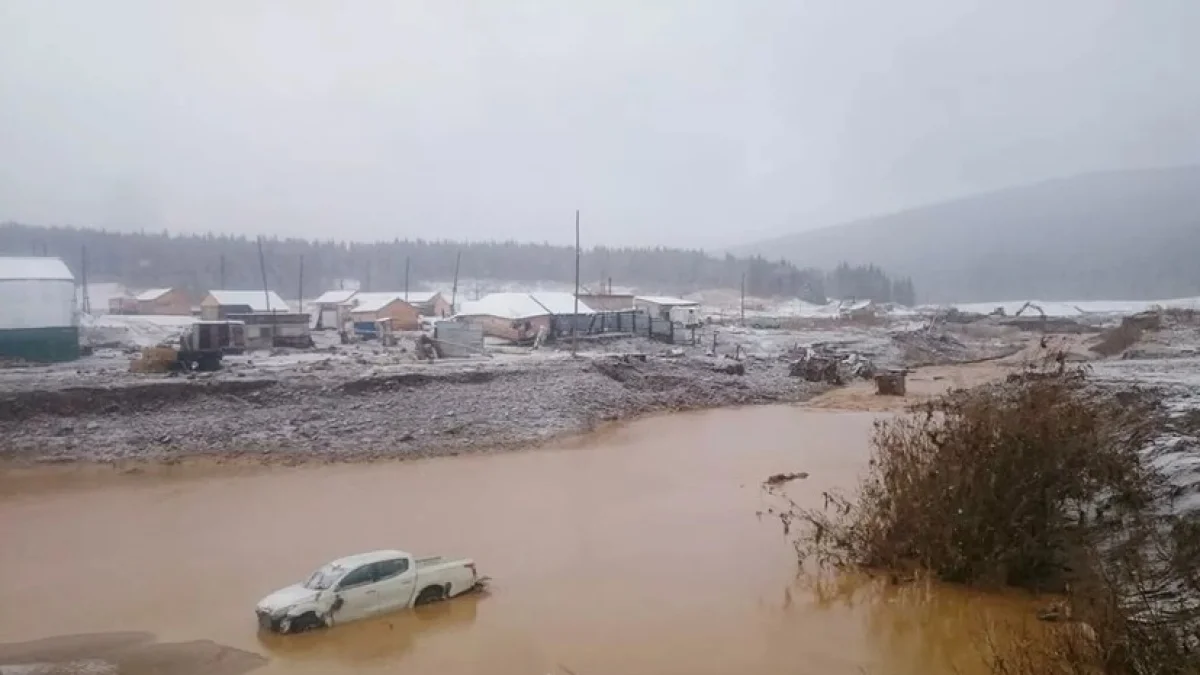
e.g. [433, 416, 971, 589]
[0, 257, 79, 361]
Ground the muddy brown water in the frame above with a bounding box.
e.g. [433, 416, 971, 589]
[0, 406, 1041, 675]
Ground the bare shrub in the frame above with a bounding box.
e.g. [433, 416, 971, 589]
[786, 363, 1158, 590]
[770, 351, 1200, 673]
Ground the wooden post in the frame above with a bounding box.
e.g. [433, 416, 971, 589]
[219, 253, 226, 288]
[572, 209, 580, 356]
[740, 272, 746, 325]
[404, 256, 410, 302]
[450, 251, 461, 314]
[80, 245, 91, 314]
[297, 254, 304, 309]
[257, 236, 278, 346]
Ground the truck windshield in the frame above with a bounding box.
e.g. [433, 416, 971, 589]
[303, 564, 342, 590]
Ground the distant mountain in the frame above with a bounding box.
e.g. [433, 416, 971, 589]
[739, 167, 1200, 303]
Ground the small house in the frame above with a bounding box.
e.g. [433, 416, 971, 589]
[311, 289, 358, 330]
[134, 287, 191, 315]
[403, 291, 452, 318]
[455, 292, 594, 342]
[347, 292, 420, 331]
[0, 257, 79, 362]
[200, 290, 288, 320]
[634, 296, 701, 325]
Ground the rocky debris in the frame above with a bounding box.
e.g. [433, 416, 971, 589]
[788, 345, 874, 385]
[0, 355, 826, 464]
[712, 360, 745, 376]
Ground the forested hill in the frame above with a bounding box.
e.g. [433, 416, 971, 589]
[0, 224, 916, 305]
[738, 167, 1200, 303]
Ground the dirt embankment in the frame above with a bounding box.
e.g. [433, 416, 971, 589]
[0, 356, 827, 464]
[0, 632, 265, 675]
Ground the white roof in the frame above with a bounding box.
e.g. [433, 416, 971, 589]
[635, 295, 699, 307]
[207, 290, 288, 312]
[327, 549, 410, 568]
[350, 292, 412, 313]
[312, 289, 358, 305]
[403, 291, 442, 303]
[135, 288, 173, 301]
[0, 256, 74, 282]
[457, 292, 595, 320]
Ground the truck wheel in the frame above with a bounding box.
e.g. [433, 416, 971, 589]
[415, 586, 445, 606]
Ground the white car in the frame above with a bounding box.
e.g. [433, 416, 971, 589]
[255, 549, 483, 633]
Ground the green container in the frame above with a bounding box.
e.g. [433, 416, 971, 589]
[0, 325, 80, 363]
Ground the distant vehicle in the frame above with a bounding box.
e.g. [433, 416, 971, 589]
[255, 549, 484, 633]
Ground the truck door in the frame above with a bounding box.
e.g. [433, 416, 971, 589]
[370, 557, 417, 611]
[331, 563, 380, 624]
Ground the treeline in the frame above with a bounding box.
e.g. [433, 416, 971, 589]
[0, 223, 916, 305]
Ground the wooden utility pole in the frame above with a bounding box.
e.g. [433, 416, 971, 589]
[572, 209, 580, 356]
[404, 256, 410, 301]
[219, 253, 226, 288]
[256, 237, 278, 343]
[297, 254, 305, 308]
[80, 245, 91, 314]
[365, 259, 372, 292]
[450, 251, 461, 314]
[740, 272, 746, 325]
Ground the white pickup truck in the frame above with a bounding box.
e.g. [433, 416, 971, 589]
[255, 549, 483, 633]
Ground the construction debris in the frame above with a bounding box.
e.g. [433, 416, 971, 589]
[874, 370, 907, 396]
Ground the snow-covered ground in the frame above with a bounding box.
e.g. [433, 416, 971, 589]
[943, 296, 1200, 318]
[80, 313, 198, 348]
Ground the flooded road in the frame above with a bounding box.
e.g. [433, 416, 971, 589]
[0, 406, 1038, 674]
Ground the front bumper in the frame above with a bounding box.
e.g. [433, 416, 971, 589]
[256, 609, 283, 632]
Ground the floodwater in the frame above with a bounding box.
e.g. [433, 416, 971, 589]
[0, 406, 1040, 675]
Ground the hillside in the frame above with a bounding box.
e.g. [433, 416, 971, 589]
[740, 167, 1200, 303]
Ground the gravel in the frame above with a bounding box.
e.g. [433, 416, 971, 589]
[0, 353, 829, 463]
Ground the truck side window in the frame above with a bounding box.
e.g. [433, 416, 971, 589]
[337, 564, 376, 589]
[373, 558, 409, 580]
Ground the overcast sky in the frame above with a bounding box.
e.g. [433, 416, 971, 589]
[1, 1, 1197, 248]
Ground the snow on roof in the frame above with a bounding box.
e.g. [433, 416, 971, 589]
[312, 289, 358, 305]
[457, 292, 595, 320]
[135, 288, 173, 301]
[349, 292, 410, 314]
[0, 257, 74, 282]
[404, 291, 442, 304]
[635, 295, 699, 307]
[207, 290, 288, 312]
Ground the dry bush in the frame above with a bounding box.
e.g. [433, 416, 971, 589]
[789, 364, 1158, 589]
[772, 355, 1200, 673]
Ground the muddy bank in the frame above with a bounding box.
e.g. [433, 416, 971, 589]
[0, 355, 829, 463]
[0, 632, 265, 675]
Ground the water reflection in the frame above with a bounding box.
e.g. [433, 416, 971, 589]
[257, 593, 483, 667]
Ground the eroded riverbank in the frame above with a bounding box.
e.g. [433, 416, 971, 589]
[0, 405, 1044, 675]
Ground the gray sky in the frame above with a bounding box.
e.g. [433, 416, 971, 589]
[1, 0, 1197, 248]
